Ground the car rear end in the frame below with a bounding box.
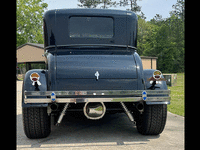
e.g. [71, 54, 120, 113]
[22, 9, 170, 139]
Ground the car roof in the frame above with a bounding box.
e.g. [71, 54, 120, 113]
[43, 8, 136, 18]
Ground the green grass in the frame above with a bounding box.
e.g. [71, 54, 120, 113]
[17, 78, 23, 81]
[167, 73, 185, 116]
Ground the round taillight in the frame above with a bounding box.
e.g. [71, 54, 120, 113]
[30, 72, 41, 86]
[153, 70, 162, 80]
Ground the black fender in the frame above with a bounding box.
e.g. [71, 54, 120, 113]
[22, 69, 48, 108]
[143, 69, 167, 90]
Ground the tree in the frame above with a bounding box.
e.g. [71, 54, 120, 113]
[149, 14, 163, 26]
[170, 0, 185, 22]
[137, 16, 158, 55]
[77, 0, 117, 9]
[77, 0, 101, 8]
[118, 0, 142, 14]
[101, 0, 117, 8]
[140, 12, 146, 20]
[17, 0, 48, 47]
[118, 0, 146, 20]
[147, 13, 184, 73]
[153, 14, 163, 22]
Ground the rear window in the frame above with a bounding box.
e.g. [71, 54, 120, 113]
[69, 17, 113, 38]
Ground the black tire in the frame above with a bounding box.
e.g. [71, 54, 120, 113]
[136, 104, 167, 135]
[22, 107, 51, 139]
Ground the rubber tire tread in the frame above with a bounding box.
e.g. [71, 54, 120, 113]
[136, 104, 167, 135]
[22, 107, 51, 139]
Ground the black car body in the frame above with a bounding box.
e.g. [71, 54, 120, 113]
[22, 9, 170, 139]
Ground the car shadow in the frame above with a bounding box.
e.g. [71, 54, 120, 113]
[17, 112, 160, 149]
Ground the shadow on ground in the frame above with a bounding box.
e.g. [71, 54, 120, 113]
[17, 112, 160, 149]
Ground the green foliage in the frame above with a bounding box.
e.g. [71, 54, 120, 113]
[137, 0, 185, 73]
[17, 0, 48, 47]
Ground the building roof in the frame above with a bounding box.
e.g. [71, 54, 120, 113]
[17, 42, 44, 50]
[140, 56, 158, 59]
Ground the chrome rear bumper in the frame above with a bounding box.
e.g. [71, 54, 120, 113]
[24, 90, 170, 105]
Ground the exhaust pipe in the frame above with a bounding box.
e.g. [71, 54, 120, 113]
[50, 103, 59, 111]
[83, 102, 106, 120]
[136, 102, 144, 114]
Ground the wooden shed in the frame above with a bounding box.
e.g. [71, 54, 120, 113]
[140, 56, 157, 70]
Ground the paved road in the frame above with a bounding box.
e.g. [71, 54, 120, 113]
[17, 81, 184, 150]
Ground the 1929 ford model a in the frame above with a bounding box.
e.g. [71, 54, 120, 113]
[22, 9, 170, 139]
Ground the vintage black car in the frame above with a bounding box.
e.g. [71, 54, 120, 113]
[22, 9, 170, 139]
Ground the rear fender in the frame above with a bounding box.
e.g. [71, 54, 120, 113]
[22, 69, 48, 108]
[143, 69, 167, 90]
[133, 52, 145, 90]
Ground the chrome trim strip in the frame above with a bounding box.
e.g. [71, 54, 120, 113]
[24, 97, 143, 103]
[146, 101, 170, 105]
[24, 90, 170, 96]
[24, 96, 171, 104]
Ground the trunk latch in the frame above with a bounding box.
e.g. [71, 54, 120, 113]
[95, 71, 100, 81]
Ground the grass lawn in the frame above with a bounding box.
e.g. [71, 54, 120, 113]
[167, 73, 185, 116]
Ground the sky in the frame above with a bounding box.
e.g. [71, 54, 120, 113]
[43, 0, 177, 21]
